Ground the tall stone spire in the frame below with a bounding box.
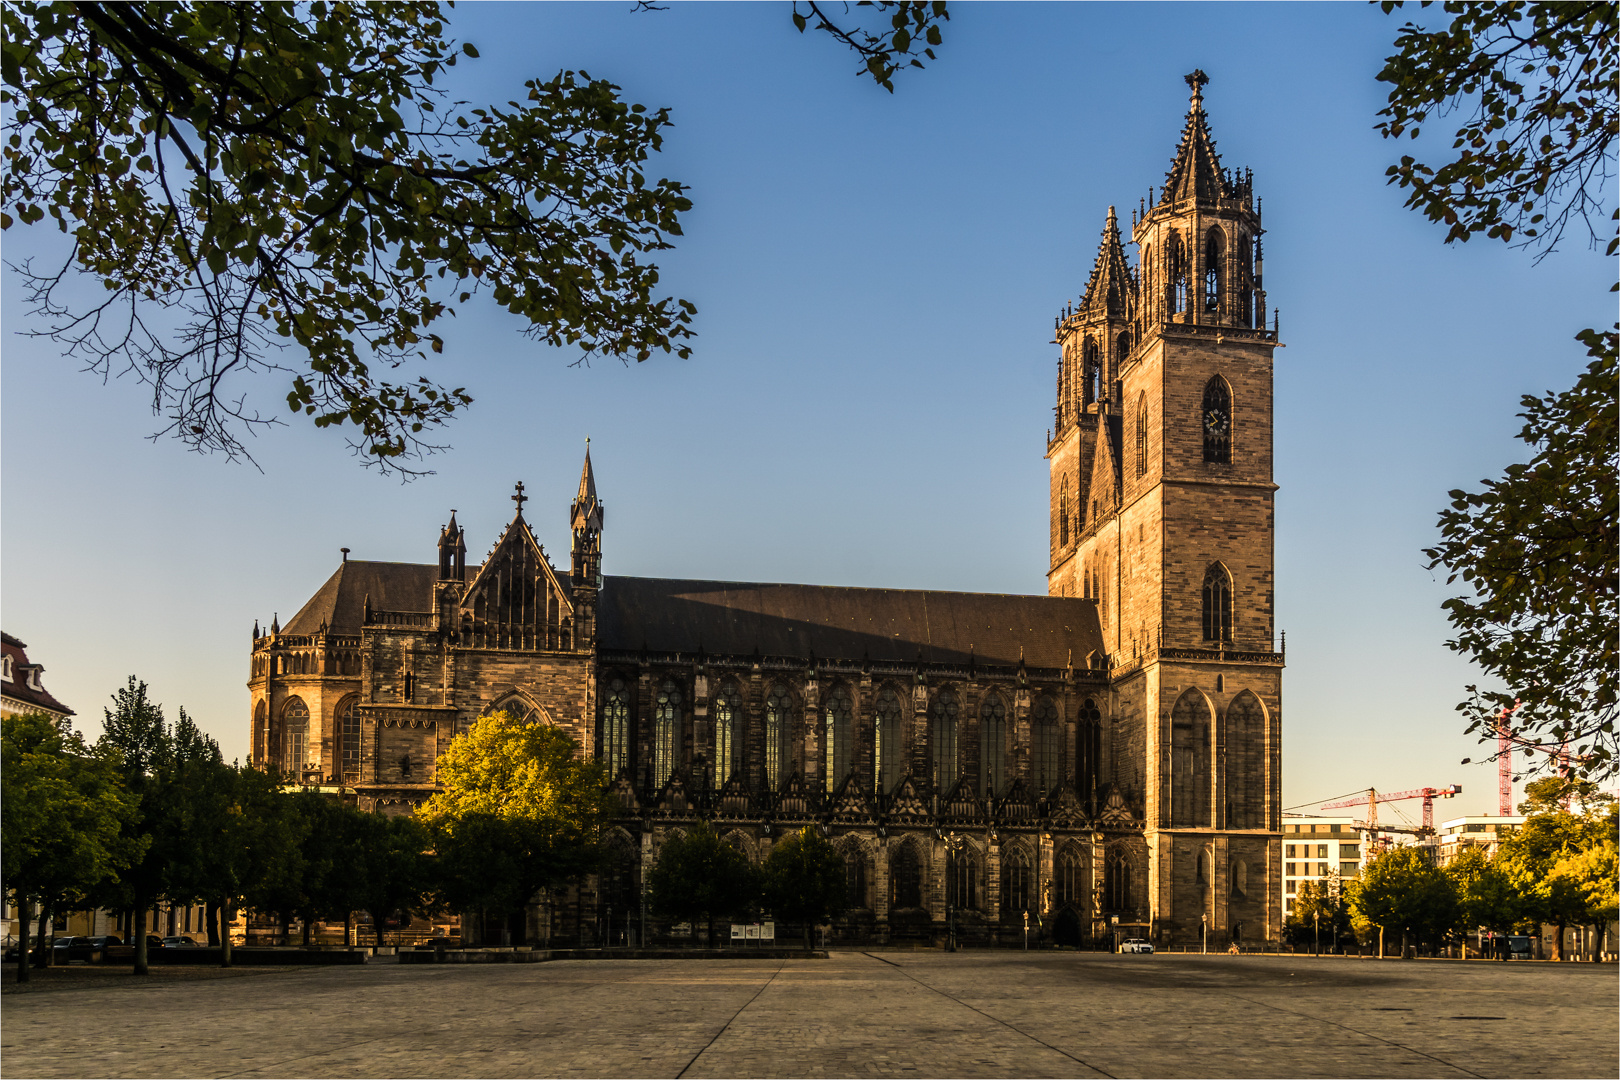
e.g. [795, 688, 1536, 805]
[1080, 206, 1136, 320]
[1163, 69, 1228, 206]
[570, 440, 603, 537]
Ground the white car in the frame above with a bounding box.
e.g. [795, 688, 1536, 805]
[1119, 938, 1154, 954]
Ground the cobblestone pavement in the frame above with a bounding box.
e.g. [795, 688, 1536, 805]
[2, 951, 1613, 1078]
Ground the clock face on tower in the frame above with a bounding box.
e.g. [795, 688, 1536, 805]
[1204, 407, 1230, 438]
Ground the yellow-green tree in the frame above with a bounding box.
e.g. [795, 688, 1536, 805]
[419, 712, 615, 946]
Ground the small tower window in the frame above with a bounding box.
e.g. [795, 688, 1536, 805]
[1202, 563, 1233, 643]
[1238, 235, 1255, 328]
[1204, 227, 1224, 316]
[1083, 339, 1099, 405]
[1167, 231, 1187, 315]
[1202, 376, 1232, 464]
[1135, 393, 1148, 478]
[1059, 481, 1070, 548]
[1116, 330, 1131, 367]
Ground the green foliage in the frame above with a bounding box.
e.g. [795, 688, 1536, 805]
[2, 711, 142, 968]
[1376, 1, 1616, 255]
[1443, 847, 1523, 935]
[1348, 845, 1460, 952]
[1, 2, 694, 471]
[421, 712, 616, 942]
[645, 822, 759, 946]
[1285, 878, 1352, 947]
[348, 812, 435, 948]
[1499, 779, 1617, 953]
[790, 1, 950, 92]
[1424, 327, 1618, 779]
[760, 826, 846, 947]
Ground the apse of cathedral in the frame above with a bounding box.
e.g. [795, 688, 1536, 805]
[249, 72, 1283, 949]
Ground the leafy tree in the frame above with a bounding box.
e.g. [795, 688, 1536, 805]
[1442, 847, 1524, 950]
[94, 676, 171, 975]
[1, 1, 946, 472]
[1548, 839, 1617, 959]
[645, 822, 759, 947]
[1349, 845, 1460, 956]
[760, 826, 846, 950]
[1, 712, 141, 983]
[1499, 776, 1617, 959]
[1376, 1, 1615, 256]
[419, 711, 616, 945]
[1425, 329, 1618, 779]
[349, 812, 435, 950]
[1379, 4, 1618, 779]
[217, 765, 305, 963]
[1286, 878, 1352, 953]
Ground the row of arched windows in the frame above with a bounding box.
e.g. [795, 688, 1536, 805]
[1148, 225, 1258, 329]
[603, 676, 1087, 797]
[852, 841, 1135, 915]
[1168, 686, 1268, 830]
[254, 694, 364, 776]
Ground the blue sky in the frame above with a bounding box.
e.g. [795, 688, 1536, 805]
[2, 2, 1610, 821]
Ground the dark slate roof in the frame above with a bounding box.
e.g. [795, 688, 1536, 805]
[283, 560, 441, 636]
[596, 577, 1103, 668]
[279, 562, 1105, 667]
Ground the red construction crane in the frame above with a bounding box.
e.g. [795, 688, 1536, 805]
[1321, 785, 1462, 844]
[1488, 700, 1573, 813]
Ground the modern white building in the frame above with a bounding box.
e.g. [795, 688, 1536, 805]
[1435, 815, 1525, 865]
[1280, 814, 1364, 919]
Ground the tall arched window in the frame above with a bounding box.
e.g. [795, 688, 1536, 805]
[1230, 859, 1249, 899]
[930, 689, 959, 793]
[1059, 480, 1070, 548]
[1203, 227, 1224, 315]
[1202, 562, 1233, 643]
[890, 843, 923, 909]
[1032, 695, 1060, 794]
[1105, 847, 1133, 912]
[1001, 846, 1032, 917]
[843, 844, 870, 909]
[1134, 392, 1148, 478]
[253, 700, 267, 765]
[1171, 689, 1213, 828]
[1167, 231, 1187, 314]
[979, 694, 1007, 798]
[1224, 690, 1266, 829]
[714, 682, 741, 787]
[602, 677, 630, 778]
[282, 697, 308, 773]
[1116, 330, 1131, 367]
[1056, 846, 1085, 908]
[1202, 376, 1231, 464]
[1083, 338, 1100, 405]
[824, 684, 854, 792]
[874, 687, 902, 792]
[653, 679, 682, 787]
[338, 697, 361, 780]
[765, 684, 793, 789]
[948, 845, 980, 912]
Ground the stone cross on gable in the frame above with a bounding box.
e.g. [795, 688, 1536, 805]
[512, 481, 527, 516]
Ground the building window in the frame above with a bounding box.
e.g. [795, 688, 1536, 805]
[1056, 847, 1084, 908]
[1059, 481, 1070, 548]
[713, 682, 740, 787]
[1167, 230, 1187, 315]
[1203, 227, 1223, 315]
[602, 677, 630, 778]
[874, 687, 902, 793]
[282, 698, 308, 773]
[1224, 690, 1265, 829]
[1170, 689, 1212, 828]
[338, 698, 361, 779]
[948, 845, 980, 912]
[1032, 695, 1060, 794]
[1083, 338, 1100, 405]
[1230, 860, 1248, 899]
[653, 679, 681, 788]
[845, 850, 869, 909]
[1105, 847, 1133, 912]
[930, 689, 959, 793]
[1285, 880, 1296, 895]
[891, 844, 923, 909]
[766, 684, 793, 789]
[979, 694, 1007, 797]
[1285, 844, 1295, 858]
[1238, 234, 1255, 327]
[1002, 847, 1032, 917]
[1202, 376, 1231, 464]
[1135, 392, 1148, 478]
[1202, 563, 1233, 643]
[824, 684, 854, 793]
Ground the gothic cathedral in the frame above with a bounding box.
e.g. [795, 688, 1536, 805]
[248, 73, 1283, 949]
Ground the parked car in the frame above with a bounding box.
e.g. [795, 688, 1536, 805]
[162, 936, 199, 948]
[1119, 938, 1154, 954]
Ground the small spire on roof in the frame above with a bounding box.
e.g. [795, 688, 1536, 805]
[341, 547, 350, 563]
[270, 613, 280, 635]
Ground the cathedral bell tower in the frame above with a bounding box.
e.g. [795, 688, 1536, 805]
[1051, 71, 1284, 947]
[569, 442, 604, 649]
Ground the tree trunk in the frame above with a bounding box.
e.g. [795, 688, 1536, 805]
[344, 911, 353, 949]
[205, 901, 220, 947]
[220, 902, 234, 968]
[36, 903, 53, 969]
[15, 895, 31, 984]
[706, 914, 715, 950]
[1552, 920, 1566, 961]
[374, 911, 386, 951]
[302, 915, 312, 946]
[132, 898, 149, 975]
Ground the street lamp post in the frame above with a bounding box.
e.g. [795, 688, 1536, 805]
[1201, 912, 1207, 955]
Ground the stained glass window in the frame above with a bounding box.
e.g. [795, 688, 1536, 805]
[979, 694, 1006, 798]
[930, 689, 959, 792]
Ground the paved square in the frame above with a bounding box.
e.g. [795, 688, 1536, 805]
[2, 952, 1614, 1078]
